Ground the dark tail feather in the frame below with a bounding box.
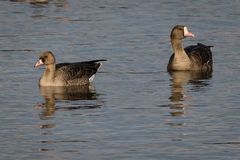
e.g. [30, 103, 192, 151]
[87, 59, 106, 72]
[197, 43, 213, 48]
[85, 59, 107, 63]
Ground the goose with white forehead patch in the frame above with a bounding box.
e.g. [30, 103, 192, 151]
[167, 25, 213, 72]
[34, 51, 106, 86]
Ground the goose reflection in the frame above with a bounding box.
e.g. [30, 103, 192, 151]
[10, 0, 68, 8]
[10, 0, 49, 4]
[169, 71, 212, 116]
[37, 84, 99, 119]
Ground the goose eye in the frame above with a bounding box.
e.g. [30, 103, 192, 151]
[40, 57, 45, 63]
[42, 56, 47, 60]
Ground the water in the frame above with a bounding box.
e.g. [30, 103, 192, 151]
[0, 0, 240, 159]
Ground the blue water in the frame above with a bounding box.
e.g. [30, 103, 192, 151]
[0, 0, 240, 159]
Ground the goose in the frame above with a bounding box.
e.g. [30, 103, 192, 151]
[167, 25, 213, 72]
[34, 51, 106, 86]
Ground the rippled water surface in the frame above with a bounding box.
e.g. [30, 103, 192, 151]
[0, 0, 240, 159]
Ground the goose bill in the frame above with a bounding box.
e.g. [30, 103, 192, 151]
[34, 59, 44, 68]
[184, 26, 195, 37]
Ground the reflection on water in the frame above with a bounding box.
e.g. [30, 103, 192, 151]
[10, 0, 49, 4]
[10, 0, 69, 8]
[35, 84, 101, 153]
[169, 71, 212, 116]
[37, 84, 100, 118]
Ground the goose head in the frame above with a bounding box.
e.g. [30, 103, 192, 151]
[34, 51, 56, 68]
[170, 25, 195, 40]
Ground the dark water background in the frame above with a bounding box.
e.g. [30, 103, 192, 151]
[0, 0, 240, 159]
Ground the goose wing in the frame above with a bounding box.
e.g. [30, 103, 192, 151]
[185, 43, 213, 66]
[55, 59, 106, 83]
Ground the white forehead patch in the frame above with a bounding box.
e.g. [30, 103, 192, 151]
[183, 26, 188, 36]
[39, 59, 44, 64]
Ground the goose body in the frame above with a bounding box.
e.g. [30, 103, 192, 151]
[167, 25, 213, 72]
[34, 51, 106, 86]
